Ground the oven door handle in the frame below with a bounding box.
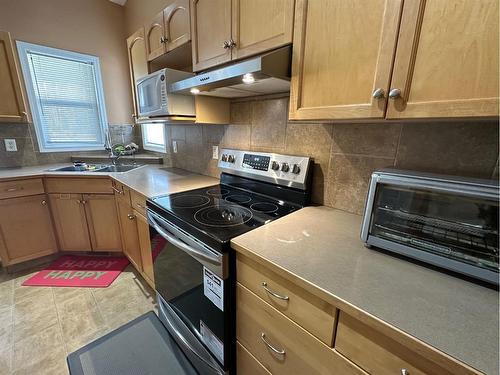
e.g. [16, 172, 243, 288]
[147, 211, 221, 266]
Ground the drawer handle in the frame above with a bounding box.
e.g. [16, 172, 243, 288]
[5, 187, 22, 192]
[401, 370, 409, 375]
[261, 333, 285, 356]
[136, 203, 145, 209]
[112, 186, 124, 195]
[262, 282, 289, 301]
[127, 213, 136, 220]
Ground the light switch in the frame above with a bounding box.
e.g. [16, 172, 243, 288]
[4, 139, 17, 152]
[212, 145, 219, 160]
[172, 141, 178, 153]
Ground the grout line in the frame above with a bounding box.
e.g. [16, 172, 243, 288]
[51, 288, 69, 355]
[393, 123, 404, 167]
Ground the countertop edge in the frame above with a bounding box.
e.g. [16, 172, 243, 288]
[230, 239, 484, 375]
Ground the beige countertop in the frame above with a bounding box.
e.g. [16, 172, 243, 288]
[0, 164, 219, 198]
[231, 206, 499, 375]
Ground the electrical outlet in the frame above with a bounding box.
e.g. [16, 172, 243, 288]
[4, 139, 17, 152]
[172, 141, 178, 153]
[212, 145, 219, 160]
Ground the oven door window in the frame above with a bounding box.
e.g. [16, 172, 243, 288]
[150, 229, 226, 364]
[370, 184, 499, 272]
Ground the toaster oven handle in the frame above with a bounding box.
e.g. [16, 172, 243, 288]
[147, 211, 221, 266]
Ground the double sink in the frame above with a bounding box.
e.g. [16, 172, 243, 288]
[49, 164, 144, 173]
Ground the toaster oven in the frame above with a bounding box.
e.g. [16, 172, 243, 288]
[361, 169, 499, 285]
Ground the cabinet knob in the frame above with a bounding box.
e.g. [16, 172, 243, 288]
[401, 369, 409, 375]
[229, 39, 236, 48]
[372, 88, 385, 99]
[222, 40, 231, 49]
[388, 88, 402, 99]
[41, 200, 47, 205]
[127, 213, 136, 220]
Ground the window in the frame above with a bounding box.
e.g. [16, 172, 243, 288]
[17, 41, 108, 152]
[141, 123, 167, 153]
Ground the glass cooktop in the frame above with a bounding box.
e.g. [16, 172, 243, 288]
[149, 184, 302, 245]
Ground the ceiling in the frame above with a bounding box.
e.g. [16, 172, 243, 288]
[109, 0, 127, 5]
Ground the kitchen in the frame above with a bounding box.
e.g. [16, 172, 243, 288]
[0, 0, 498, 374]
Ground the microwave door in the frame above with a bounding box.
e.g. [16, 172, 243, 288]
[138, 76, 162, 116]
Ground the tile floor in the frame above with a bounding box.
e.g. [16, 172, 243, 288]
[0, 263, 157, 375]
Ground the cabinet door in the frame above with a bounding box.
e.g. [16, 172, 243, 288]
[49, 193, 91, 251]
[289, 0, 403, 120]
[387, 0, 499, 118]
[0, 195, 57, 265]
[136, 211, 154, 286]
[116, 199, 142, 271]
[231, 0, 294, 60]
[0, 31, 28, 123]
[126, 28, 149, 119]
[191, 0, 232, 71]
[145, 10, 166, 61]
[83, 194, 122, 252]
[164, 0, 191, 53]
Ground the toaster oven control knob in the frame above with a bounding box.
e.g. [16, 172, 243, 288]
[227, 154, 236, 163]
[221, 154, 227, 162]
[291, 164, 300, 174]
[280, 163, 289, 172]
[271, 161, 280, 171]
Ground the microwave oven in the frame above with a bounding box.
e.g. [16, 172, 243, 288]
[136, 68, 195, 118]
[361, 169, 499, 285]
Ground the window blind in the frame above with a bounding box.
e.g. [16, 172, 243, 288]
[17, 42, 108, 152]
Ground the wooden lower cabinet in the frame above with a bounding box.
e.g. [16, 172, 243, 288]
[236, 341, 271, 375]
[116, 199, 142, 271]
[136, 210, 154, 286]
[84, 194, 122, 252]
[0, 194, 57, 265]
[236, 283, 365, 375]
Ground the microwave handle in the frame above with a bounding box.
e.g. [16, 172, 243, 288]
[147, 211, 221, 266]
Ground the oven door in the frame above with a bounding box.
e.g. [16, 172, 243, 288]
[147, 209, 229, 373]
[137, 72, 168, 117]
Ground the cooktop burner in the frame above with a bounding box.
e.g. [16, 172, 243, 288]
[149, 183, 302, 245]
[194, 204, 253, 227]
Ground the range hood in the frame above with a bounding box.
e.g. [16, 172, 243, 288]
[169, 46, 291, 98]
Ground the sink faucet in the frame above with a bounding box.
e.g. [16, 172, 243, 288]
[104, 127, 123, 165]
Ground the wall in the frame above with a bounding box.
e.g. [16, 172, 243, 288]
[167, 96, 499, 215]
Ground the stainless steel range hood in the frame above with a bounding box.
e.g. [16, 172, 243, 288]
[169, 46, 291, 98]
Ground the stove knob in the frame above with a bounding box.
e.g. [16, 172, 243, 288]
[221, 154, 227, 162]
[281, 163, 289, 172]
[227, 154, 235, 163]
[271, 161, 280, 170]
[291, 164, 300, 174]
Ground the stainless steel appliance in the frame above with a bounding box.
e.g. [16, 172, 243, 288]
[136, 68, 195, 117]
[146, 149, 312, 374]
[361, 169, 499, 285]
[169, 47, 291, 98]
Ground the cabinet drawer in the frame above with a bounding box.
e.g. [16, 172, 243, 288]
[130, 189, 147, 216]
[236, 283, 365, 375]
[237, 341, 271, 375]
[236, 254, 336, 345]
[335, 312, 475, 375]
[0, 178, 44, 199]
[45, 177, 112, 194]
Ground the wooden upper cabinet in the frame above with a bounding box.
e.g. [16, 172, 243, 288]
[387, 0, 499, 119]
[191, 0, 232, 72]
[84, 194, 122, 252]
[289, 0, 403, 121]
[0, 194, 57, 266]
[145, 11, 166, 61]
[231, 0, 294, 60]
[126, 28, 149, 119]
[0, 31, 28, 123]
[164, 0, 191, 53]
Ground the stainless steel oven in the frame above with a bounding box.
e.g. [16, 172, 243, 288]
[361, 169, 499, 285]
[147, 209, 229, 375]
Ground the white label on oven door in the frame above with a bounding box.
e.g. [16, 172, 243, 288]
[200, 320, 224, 365]
[203, 266, 224, 311]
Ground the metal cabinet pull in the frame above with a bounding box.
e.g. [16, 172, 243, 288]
[372, 88, 385, 99]
[261, 282, 289, 301]
[401, 369, 409, 375]
[136, 203, 145, 209]
[261, 333, 285, 356]
[127, 213, 136, 220]
[229, 39, 236, 48]
[388, 88, 402, 99]
[222, 40, 230, 49]
[112, 186, 124, 195]
[41, 200, 47, 205]
[5, 187, 21, 192]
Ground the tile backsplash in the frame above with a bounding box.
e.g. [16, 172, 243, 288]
[167, 96, 499, 215]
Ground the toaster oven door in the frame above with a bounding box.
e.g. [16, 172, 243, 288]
[363, 177, 499, 284]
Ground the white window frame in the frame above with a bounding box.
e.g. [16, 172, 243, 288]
[141, 122, 167, 153]
[16, 41, 108, 152]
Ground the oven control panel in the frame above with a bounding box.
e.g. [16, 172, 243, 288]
[218, 149, 311, 190]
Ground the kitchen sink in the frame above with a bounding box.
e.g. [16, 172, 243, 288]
[97, 164, 144, 172]
[48, 164, 144, 173]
